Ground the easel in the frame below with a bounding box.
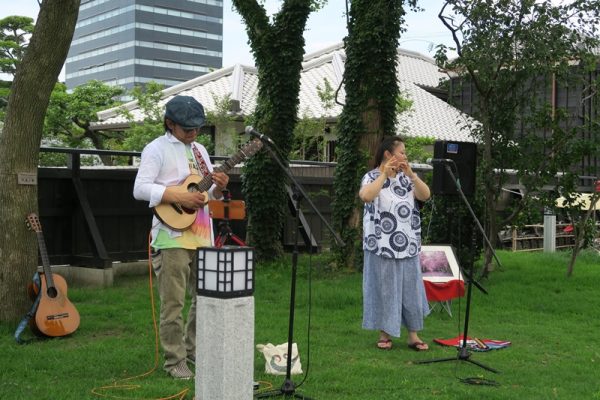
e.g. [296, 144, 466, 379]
[208, 189, 246, 247]
[430, 299, 455, 317]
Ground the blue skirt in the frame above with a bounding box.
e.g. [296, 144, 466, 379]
[362, 250, 430, 337]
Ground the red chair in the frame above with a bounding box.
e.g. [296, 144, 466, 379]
[423, 279, 465, 317]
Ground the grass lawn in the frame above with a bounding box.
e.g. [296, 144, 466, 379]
[1, 250, 599, 399]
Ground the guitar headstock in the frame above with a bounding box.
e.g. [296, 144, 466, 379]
[210, 138, 264, 175]
[241, 138, 264, 157]
[26, 213, 42, 233]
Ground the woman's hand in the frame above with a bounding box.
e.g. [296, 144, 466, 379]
[381, 156, 401, 178]
[397, 154, 416, 179]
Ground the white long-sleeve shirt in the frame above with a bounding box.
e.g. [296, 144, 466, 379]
[133, 132, 217, 243]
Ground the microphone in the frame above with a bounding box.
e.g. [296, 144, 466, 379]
[426, 158, 454, 164]
[245, 126, 275, 145]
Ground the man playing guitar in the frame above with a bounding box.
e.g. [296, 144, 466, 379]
[133, 95, 229, 380]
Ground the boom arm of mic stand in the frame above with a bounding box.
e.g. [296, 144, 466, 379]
[258, 138, 345, 247]
[444, 164, 503, 276]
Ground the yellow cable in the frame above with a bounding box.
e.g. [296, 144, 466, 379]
[91, 231, 190, 400]
[253, 380, 274, 394]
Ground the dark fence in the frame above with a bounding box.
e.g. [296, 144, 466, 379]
[38, 147, 335, 269]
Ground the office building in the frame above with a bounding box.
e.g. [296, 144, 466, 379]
[65, 0, 223, 90]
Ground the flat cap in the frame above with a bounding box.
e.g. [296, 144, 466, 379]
[164, 95, 205, 129]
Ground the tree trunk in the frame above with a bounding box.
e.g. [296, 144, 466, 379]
[0, 0, 80, 322]
[338, 98, 383, 268]
[483, 190, 498, 276]
[360, 98, 383, 169]
[566, 240, 582, 278]
[566, 192, 600, 277]
[332, 0, 408, 268]
[479, 109, 498, 277]
[233, 0, 313, 260]
[85, 128, 114, 166]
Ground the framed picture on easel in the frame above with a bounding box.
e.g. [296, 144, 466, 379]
[419, 245, 463, 283]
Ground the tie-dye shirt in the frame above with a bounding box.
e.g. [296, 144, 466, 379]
[133, 132, 216, 250]
[361, 169, 421, 259]
[153, 148, 212, 250]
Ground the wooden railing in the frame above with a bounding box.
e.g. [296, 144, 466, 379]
[499, 224, 577, 252]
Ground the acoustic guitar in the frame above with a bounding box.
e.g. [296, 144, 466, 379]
[154, 138, 263, 231]
[26, 213, 80, 337]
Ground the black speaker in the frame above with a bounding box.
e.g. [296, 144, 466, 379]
[432, 141, 477, 196]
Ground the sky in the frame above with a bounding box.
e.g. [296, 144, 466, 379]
[0, 0, 455, 81]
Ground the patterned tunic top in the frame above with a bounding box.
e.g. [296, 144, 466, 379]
[361, 169, 421, 259]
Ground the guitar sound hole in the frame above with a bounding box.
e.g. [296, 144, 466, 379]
[47, 287, 58, 298]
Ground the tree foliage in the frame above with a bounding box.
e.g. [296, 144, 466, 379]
[232, 0, 319, 260]
[0, 0, 80, 322]
[0, 15, 34, 120]
[332, 0, 418, 268]
[435, 0, 600, 276]
[43, 80, 124, 165]
[117, 82, 213, 154]
[42, 80, 215, 166]
[0, 79, 10, 119]
[290, 78, 336, 162]
[0, 16, 34, 76]
[119, 82, 165, 152]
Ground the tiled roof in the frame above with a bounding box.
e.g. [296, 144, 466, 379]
[397, 80, 474, 142]
[93, 42, 477, 142]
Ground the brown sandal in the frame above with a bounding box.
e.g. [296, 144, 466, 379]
[377, 339, 393, 350]
[407, 341, 429, 351]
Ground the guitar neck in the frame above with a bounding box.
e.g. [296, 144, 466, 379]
[35, 232, 55, 289]
[195, 146, 255, 192]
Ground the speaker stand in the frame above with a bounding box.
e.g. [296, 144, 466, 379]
[416, 162, 501, 374]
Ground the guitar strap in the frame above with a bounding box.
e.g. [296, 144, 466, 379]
[191, 143, 211, 178]
[14, 272, 42, 344]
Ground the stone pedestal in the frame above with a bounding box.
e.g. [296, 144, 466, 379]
[196, 295, 254, 400]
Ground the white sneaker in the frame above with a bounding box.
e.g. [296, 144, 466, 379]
[169, 360, 194, 380]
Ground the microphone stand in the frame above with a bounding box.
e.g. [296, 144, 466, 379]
[253, 134, 344, 399]
[416, 162, 501, 374]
